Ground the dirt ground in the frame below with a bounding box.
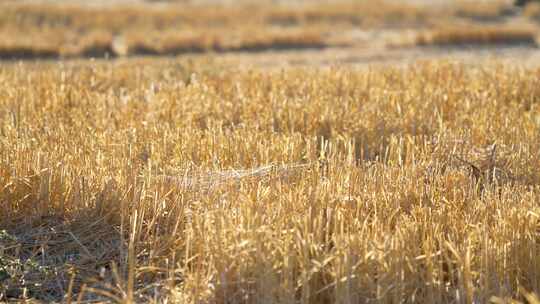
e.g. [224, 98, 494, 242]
[210, 42, 540, 70]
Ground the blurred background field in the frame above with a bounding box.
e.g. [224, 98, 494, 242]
[1, 0, 540, 62]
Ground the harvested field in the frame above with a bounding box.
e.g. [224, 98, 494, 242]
[2, 59, 540, 302]
[2, 1, 540, 303]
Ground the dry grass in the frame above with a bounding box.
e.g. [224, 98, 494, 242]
[0, 27, 329, 60]
[0, 1, 431, 30]
[2, 59, 540, 302]
[415, 26, 539, 46]
[123, 29, 328, 56]
[524, 2, 540, 22]
[453, 1, 515, 22]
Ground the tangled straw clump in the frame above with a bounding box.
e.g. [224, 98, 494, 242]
[1, 60, 540, 302]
